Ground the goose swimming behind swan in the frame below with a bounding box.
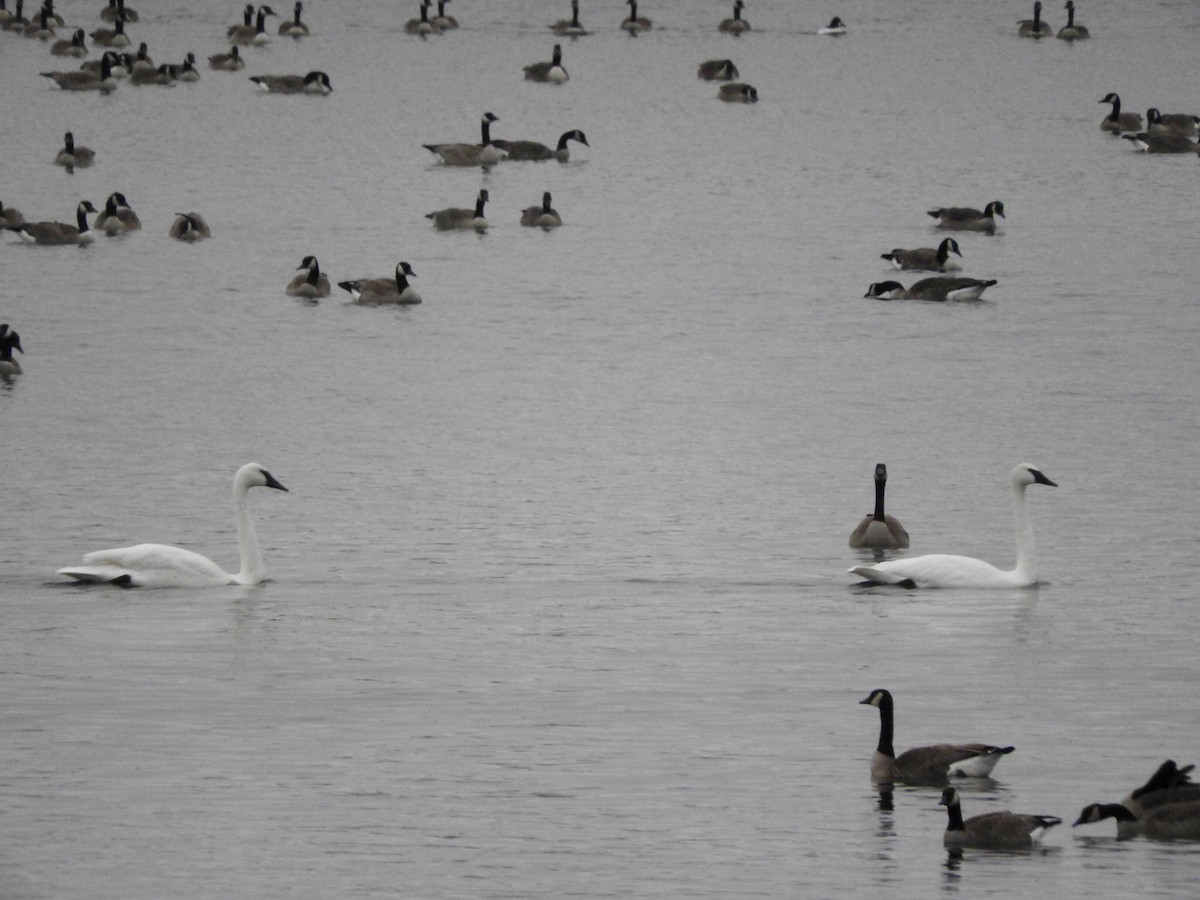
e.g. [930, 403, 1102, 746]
[849, 463, 909, 550]
[57, 463, 288, 588]
[849, 463, 1055, 588]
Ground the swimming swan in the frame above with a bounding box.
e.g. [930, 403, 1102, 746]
[849, 463, 1056, 588]
[57, 463, 288, 588]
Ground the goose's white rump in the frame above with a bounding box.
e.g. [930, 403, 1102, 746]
[57, 463, 288, 588]
[849, 463, 1055, 588]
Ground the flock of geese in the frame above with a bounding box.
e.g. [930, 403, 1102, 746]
[860, 689, 1200, 847]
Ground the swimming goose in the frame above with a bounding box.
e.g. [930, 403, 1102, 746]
[57, 463, 288, 588]
[493, 128, 588, 161]
[551, 0, 586, 36]
[864, 277, 995, 302]
[208, 46, 245, 70]
[54, 132, 94, 169]
[230, 5, 275, 45]
[405, 1, 440, 35]
[718, 83, 758, 102]
[621, 0, 651, 34]
[1056, 1, 1088, 39]
[881, 238, 963, 272]
[177, 53, 200, 82]
[426, 189, 489, 231]
[1122, 128, 1200, 154]
[337, 261, 422, 306]
[50, 28, 86, 56]
[1076, 801, 1200, 841]
[286, 255, 331, 299]
[849, 463, 1055, 588]
[130, 63, 177, 86]
[818, 16, 846, 35]
[89, 16, 129, 48]
[100, 0, 137, 23]
[524, 44, 569, 83]
[279, 1, 307, 36]
[432, 0, 457, 29]
[719, 0, 749, 34]
[169, 211, 211, 241]
[849, 464, 909, 550]
[697, 59, 739, 80]
[1018, 1, 1052, 37]
[1074, 760, 1200, 838]
[229, 4, 253, 33]
[1099, 93, 1142, 134]
[0, 325, 23, 377]
[0, 0, 12, 24]
[941, 788, 1062, 850]
[250, 70, 332, 94]
[24, 5, 54, 39]
[1, 0, 26, 31]
[5, 200, 98, 245]
[1146, 107, 1200, 137]
[927, 200, 1005, 233]
[859, 689, 1014, 785]
[520, 192, 562, 228]
[423, 112, 504, 167]
[95, 191, 141, 234]
[128, 42, 154, 72]
[0, 201, 25, 226]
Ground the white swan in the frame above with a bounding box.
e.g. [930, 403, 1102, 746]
[848, 463, 1055, 588]
[57, 463, 288, 587]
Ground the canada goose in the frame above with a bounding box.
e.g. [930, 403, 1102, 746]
[58, 463, 288, 588]
[718, 83, 758, 102]
[0, 201, 25, 226]
[100, 0, 137, 23]
[90, 16, 129, 48]
[621, 0, 651, 34]
[54, 132, 94, 169]
[551, 0, 586, 36]
[23, 4, 54, 39]
[849, 463, 1055, 588]
[286, 256, 331, 299]
[493, 129, 588, 162]
[0, 325, 23, 377]
[250, 70, 332, 94]
[719, 0, 748, 34]
[1074, 760, 1200, 838]
[130, 63, 178, 86]
[1076, 801, 1200, 841]
[0, 0, 12, 24]
[864, 278, 996, 302]
[697, 59, 739, 80]
[1122, 129, 1200, 154]
[941, 788, 1062, 850]
[818, 16, 846, 35]
[881, 238, 963, 272]
[5, 200, 98, 245]
[208, 45, 244, 70]
[177, 53, 200, 81]
[1057, 1, 1088, 39]
[524, 44, 568, 83]
[521, 192, 562, 228]
[1, 0, 27, 31]
[1018, 1, 1052, 37]
[338, 262, 422, 306]
[42, 53, 117, 91]
[1099, 93, 1143, 134]
[405, 1, 440, 35]
[927, 200, 1005, 233]
[279, 1, 307, 36]
[432, 0, 457, 29]
[1146, 107, 1200, 137]
[859, 689, 1014, 785]
[426, 189, 489, 231]
[849, 464, 909, 550]
[229, 4, 253, 33]
[128, 42, 154, 72]
[95, 192, 141, 234]
[169, 211, 210, 241]
[230, 5, 275, 45]
[423, 112, 504, 167]
[50, 28, 86, 56]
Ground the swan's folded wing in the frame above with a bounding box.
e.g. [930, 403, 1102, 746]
[60, 543, 231, 587]
[848, 564, 914, 586]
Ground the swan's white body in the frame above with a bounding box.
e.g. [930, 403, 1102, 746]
[57, 463, 287, 588]
[849, 463, 1055, 588]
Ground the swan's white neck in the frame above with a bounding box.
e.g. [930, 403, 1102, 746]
[232, 475, 265, 584]
[1010, 479, 1038, 584]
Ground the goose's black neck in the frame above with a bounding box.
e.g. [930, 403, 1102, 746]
[874, 693, 895, 757]
[945, 799, 966, 832]
[474, 194, 487, 217]
[481, 118, 493, 146]
[542, 193, 553, 213]
[76, 203, 91, 232]
[872, 466, 888, 522]
[1066, 4, 1075, 27]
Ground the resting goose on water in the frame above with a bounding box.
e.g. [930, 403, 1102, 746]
[54, 132, 94, 169]
[286, 255, 331, 299]
[881, 237, 962, 272]
[621, 0, 651, 34]
[848, 464, 908, 550]
[5, 200, 98, 245]
[423, 112, 504, 166]
[864, 277, 995, 302]
[0, 325, 23, 377]
[338, 262, 422, 305]
[718, 83, 758, 102]
[941, 788, 1062, 850]
[697, 59, 739, 81]
[405, 1, 440, 35]
[43, 51, 116, 91]
[208, 46, 244, 70]
[493, 128, 588, 162]
[551, 0, 586, 36]
[0, 201, 25, 226]
[818, 16, 846, 35]
[426, 189, 489, 231]
[1018, 1, 1052, 37]
[524, 44, 568, 83]
[1122, 127, 1200, 154]
[432, 0, 457, 29]
[95, 191, 141, 234]
[169, 211, 211, 241]
[1, 0, 27, 31]
[279, 1, 307, 36]
[1146, 107, 1200, 137]
[927, 200, 1004, 233]
[50, 28, 86, 56]
[859, 689, 1014, 785]
[89, 16, 130, 48]
[250, 70, 332, 94]
[1075, 760, 1200, 839]
[719, 0, 749, 34]
[520, 192, 562, 228]
[100, 0, 137, 23]
[1099, 93, 1142, 134]
[229, 5, 276, 45]
[1056, 1, 1088, 39]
